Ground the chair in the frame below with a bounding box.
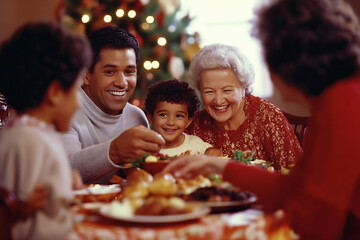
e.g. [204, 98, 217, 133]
[282, 111, 309, 147]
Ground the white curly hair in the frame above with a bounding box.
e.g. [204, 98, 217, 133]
[188, 43, 255, 95]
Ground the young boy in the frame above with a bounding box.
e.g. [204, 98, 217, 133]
[145, 79, 222, 157]
[0, 21, 91, 240]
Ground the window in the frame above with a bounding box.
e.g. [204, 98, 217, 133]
[180, 0, 272, 98]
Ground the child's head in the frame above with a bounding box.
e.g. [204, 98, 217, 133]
[145, 79, 200, 118]
[145, 79, 200, 147]
[0, 21, 92, 131]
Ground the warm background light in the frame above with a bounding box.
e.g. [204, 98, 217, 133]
[151, 61, 160, 69]
[143, 61, 152, 70]
[116, 9, 124, 17]
[81, 14, 90, 23]
[146, 16, 154, 23]
[157, 37, 167, 46]
[104, 15, 112, 23]
[128, 10, 136, 18]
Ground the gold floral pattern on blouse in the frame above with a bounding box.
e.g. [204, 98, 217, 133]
[185, 95, 303, 171]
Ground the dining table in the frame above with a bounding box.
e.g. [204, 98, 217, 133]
[63, 183, 297, 240]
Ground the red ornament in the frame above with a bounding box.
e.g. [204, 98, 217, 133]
[128, 23, 143, 47]
[166, 50, 174, 61]
[134, 1, 145, 12]
[154, 11, 165, 28]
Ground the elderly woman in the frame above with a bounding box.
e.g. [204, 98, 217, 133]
[185, 43, 302, 171]
[165, 0, 360, 239]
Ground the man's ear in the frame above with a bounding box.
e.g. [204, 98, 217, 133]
[146, 113, 154, 125]
[45, 80, 64, 106]
[186, 117, 193, 128]
[83, 72, 90, 86]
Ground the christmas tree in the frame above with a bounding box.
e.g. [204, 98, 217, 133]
[56, 0, 201, 108]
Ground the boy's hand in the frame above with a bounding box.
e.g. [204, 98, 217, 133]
[71, 169, 84, 190]
[21, 184, 48, 218]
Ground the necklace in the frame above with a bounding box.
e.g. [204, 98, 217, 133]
[6, 114, 54, 131]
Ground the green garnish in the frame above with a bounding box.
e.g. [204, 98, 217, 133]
[130, 153, 150, 168]
[208, 174, 223, 183]
[233, 150, 275, 170]
[233, 150, 254, 164]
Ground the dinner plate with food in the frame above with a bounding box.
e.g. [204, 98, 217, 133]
[116, 168, 257, 216]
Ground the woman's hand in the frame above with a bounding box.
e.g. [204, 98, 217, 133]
[162, 154, 230, 179]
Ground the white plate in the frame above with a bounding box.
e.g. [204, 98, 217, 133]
[98, 203, 210, 223]
[73, 184, 121, 196]
[79, 202, 104, 210]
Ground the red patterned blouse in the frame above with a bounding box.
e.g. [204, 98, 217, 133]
[185, 95, 303, 170]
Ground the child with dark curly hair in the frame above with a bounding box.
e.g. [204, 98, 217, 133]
[0, 21, 91, 240]
[145, 79, 222, 157]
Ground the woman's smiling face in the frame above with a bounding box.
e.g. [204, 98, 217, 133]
[200, 68, 245, 127]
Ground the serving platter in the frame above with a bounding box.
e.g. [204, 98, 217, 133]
[202, 193, 257, 213]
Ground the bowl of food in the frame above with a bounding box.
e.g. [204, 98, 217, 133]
[137, 154, 173, 175]
[142, 161, 171, 175]
[73, 184, 121, 203]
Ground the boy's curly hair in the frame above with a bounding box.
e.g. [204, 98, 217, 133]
[145, 79, 200, 118]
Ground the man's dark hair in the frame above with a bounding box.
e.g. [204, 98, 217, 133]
[87, 26, 140, 73]
[0, 21, 92, 112]
[145, 79, 200, 118]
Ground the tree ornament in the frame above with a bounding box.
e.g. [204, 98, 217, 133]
[168, 56, 185, 80]
[157, 0, 179, 16]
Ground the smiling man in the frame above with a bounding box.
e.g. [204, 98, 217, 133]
[61, 26, 164, 184]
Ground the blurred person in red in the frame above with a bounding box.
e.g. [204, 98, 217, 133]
[164, 0, 360, 239]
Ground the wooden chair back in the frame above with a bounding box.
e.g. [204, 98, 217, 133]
[282, 111, 309, 147]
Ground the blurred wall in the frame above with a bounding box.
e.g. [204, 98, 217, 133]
[0, 0, 58, 43]
[8, 0, 360, 117]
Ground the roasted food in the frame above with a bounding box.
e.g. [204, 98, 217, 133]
[126, 168, 153, 186]
[148, 173, 178, 196]
[122, 182, 150, 199]
[134, 196, 193, 215]
[184, 183, 253, 202]
[119, 169, 194, 216]
[176, 175, 212, 195]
